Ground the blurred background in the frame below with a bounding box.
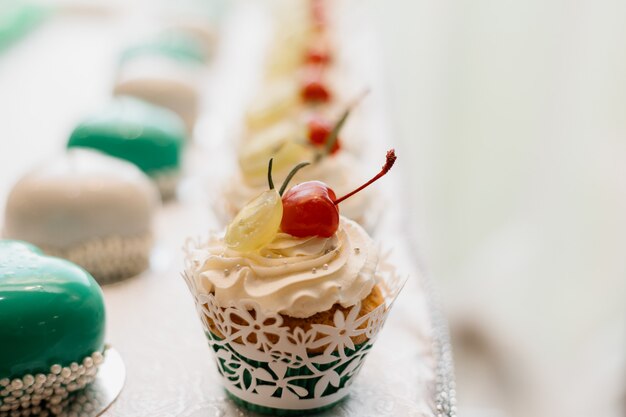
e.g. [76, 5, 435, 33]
[1, 1, 624, 416]
[370, 1, 626, 416]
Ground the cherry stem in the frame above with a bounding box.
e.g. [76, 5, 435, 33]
[314, 89, 370, 163]
[267, 158, 275, 190]
[279, 162, 311, 196]
[333, 149, 397, 205]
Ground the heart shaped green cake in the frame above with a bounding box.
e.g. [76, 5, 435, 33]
[0, 240, 106, 415]
[67, 97, 186, 198]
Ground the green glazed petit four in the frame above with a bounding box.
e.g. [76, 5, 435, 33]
[0, 240, 106, 380]
[67, 98, 185, 198]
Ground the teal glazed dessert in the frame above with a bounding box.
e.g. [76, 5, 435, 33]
[0, 240, 106, 416]
[4, 149, 159, 283]
[67, 97, 186, 199]
[114, 33, 206, 132]
[120, 32, 208, 65]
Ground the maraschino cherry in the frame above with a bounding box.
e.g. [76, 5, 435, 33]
[301, 65, 331, 103]
[307, 89, 368, 158]
[308, 115, 340, 154]
[281, 149, 397, 237]
[305, 37, 332, 65]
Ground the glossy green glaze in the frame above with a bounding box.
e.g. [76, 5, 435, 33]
[0, 240, 106, 379]
[67, 97, 185, 175]
[120, 32, 207, 64]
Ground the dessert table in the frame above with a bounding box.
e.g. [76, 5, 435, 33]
[0, 1, 456, 416]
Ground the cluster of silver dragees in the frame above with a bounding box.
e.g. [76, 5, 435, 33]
[0, 351, 104, 417]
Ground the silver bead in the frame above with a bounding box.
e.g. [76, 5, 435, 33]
[10, 379, 22, 390]
[49, 394, 62, 405]
[22, 375, 34, 388]
[322, 263, 329, 270]
[92, 351, 104, 365]
[50, 365, 61, 375]
[311, 267, 317, 274]
[60, 368, 71, 379]
[223, 269, 230, 277]
[82, 357, 93, 368]
[235, 264, 241, 271]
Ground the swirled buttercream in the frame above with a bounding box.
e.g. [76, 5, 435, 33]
[187, 217, 378, 318]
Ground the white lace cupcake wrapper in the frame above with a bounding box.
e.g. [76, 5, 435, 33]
[43, 234, 152, 285]
[0, 350, 105, 417]
[183, 254, 406, 411]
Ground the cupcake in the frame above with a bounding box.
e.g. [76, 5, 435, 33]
[247, 0, 340, 133]
[245, 57, 342, 134]
[0, 240, 106, 416]
[113, 32, 207, 132]
[263, 0, 332, 80]
[184, 151, 402, 414]
[224, 100, 374, 227]
[3, 148, 159, 284]
[67, 97, 186, 199]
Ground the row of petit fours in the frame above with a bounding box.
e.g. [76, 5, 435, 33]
[3, 25, 215, 285]
[0, 16, 219, 415]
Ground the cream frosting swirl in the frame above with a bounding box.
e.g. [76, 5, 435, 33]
[188, 217, 378, 318]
